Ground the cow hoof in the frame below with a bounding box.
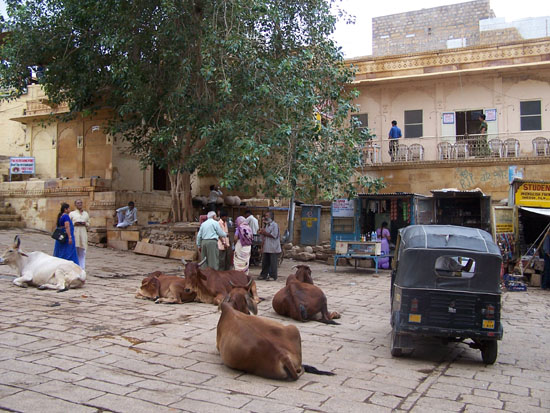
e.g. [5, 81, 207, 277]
[37, 285, 47, 290]
[330, 312, 341, 319]
[56, 288, 69, 293]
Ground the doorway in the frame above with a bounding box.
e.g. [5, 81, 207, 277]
[455, 109, 483, 138]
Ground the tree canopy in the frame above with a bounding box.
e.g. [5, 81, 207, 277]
[1, 0, 371, 221]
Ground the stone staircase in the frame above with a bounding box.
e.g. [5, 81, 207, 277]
[0, 200, 25, 229]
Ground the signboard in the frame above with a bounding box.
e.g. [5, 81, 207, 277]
[442, 112, 455, 124]
[493, 207, 514, 234]
[485, 108, 497, 121]
[9, 157, 35, 175]
[332, 199, 355, 217]
[515, 182, 550, 207]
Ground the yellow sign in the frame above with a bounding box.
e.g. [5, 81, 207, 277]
[494, 207, 514, 234]
[301, 217, 318, 228]
[408, 314, 421, 323]
[482, 320, 495, 329]
[516, 183, 550, 207]
[496, 224, 513, 233]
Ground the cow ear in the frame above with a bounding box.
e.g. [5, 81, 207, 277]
[246, 295, 258, 315]
[13, 235, 21, 249]
[20, 252, 29, 257]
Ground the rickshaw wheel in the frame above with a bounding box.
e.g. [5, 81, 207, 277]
[480, 340, 498, 365]
[390, 330, 403, 357]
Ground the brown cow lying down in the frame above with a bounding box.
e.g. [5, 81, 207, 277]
[217, 289, 335, 381]
[183, 258, 260, 305]
[273, 265, 340, 324]
[135, 271, 196, 304]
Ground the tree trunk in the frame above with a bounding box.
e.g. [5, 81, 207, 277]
[168, 170, 193, 222]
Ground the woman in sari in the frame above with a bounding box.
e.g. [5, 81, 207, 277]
[53, 202, 79, 265]
[233, 216, 253, 274]
[376, 221, 391, 269]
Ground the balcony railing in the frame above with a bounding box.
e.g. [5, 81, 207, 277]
[357, 131, 550, 166]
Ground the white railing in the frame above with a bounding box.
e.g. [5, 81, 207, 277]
[357, 131, 550, 165]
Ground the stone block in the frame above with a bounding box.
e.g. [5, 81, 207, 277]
[357, 259, 373, 268]
[107, 230, 121, 241]
[134, 241, 170, 258]
[107, 240, 129, 250]
[168, 249, 197, 261]
[120, 231, 140, 241]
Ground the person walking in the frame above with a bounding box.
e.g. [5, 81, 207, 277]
[196, 211, 227, 270]
[53, 202, 79, 265]
[388, 120, 402, 161]
[69, 199, 90, 269]
[233, 216, 253, 274]
[258, 211, 281, 281]
[217, 211, 231, 271]
[542, 232, 550, 290]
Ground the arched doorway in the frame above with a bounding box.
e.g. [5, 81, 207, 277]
[84, 122, 112, 179]
[57, 125, 79, 178]
[33, 129, 56, 178]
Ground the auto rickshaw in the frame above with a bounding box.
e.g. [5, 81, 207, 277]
[390, 225, 503, 364]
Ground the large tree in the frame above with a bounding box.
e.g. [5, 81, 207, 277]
[1, 0, 364, 221]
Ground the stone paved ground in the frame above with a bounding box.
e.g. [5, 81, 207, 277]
[0, 228, 549, 412]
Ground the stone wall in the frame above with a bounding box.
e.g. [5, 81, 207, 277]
[372, 0, 494, 56]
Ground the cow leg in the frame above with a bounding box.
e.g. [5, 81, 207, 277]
[155, 297, 181, 304]
[249, 281, 261, 303]
[13, 271, 35, 288]
[37, 283, 62, 290]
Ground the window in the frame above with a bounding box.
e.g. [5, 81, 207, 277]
[333, 217, 355, 233]
[351, 113, 368, 130]
[434, 256, 476, 278]
[404, 110, 423, 138]
[520, 100, 541, 131]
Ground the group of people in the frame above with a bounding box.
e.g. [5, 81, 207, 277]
[53, 200, 90, 269]
[196, 209, 281, 280]
[53, 200, 138, 269]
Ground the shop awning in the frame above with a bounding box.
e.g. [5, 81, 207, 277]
[519, 207, 550, 217]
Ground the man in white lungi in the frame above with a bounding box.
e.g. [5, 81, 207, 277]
[69, 199, 90, 269]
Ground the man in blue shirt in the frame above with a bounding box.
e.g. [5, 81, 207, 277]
[542, 232, 550, 290]
[388, 120, 402, 161]
[196, 211, 227, 270]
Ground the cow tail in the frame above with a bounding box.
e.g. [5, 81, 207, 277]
[303, 365, 335, 376]
[281, 355, 300, 381]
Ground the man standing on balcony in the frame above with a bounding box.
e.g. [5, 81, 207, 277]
[388, 120, 402, 161]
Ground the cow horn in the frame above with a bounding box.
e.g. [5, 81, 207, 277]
[198, 257, 207, 267]
[229, 280, 235, 287]
[247, 278, 253, 288]
[14, 235, 21, 249]
[181, 258, 187, 266]
[291, 265, 298, 270]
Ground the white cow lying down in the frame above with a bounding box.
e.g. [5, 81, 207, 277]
[0, 235, 86, 291]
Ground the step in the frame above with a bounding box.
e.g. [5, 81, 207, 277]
[0, 221, 25, 229]
[0, 207, 16, 214]
[0, 214, 21, 221]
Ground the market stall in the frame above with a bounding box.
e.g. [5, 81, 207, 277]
[431, 189, 492, 233]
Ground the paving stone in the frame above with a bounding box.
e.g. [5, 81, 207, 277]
[77, 378, 137, 396]
[29, 380, 105, 404]
[185, 388, 252, 408]
[88, 393, 179, 413]
[0, 390, 96, 413]
[170, 397, 244, 412]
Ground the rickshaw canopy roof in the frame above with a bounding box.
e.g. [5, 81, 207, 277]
[399, 225, 500, 256]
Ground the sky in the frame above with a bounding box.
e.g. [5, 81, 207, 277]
[1, 0, 550, 58]
[333, 0, 550, 57]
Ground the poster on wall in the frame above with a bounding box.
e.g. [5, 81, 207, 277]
[442, 112, 455, 124]
[9, 157, 35, 174]
[485, 109, 497, 121]
[332, 199, 355, 217]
